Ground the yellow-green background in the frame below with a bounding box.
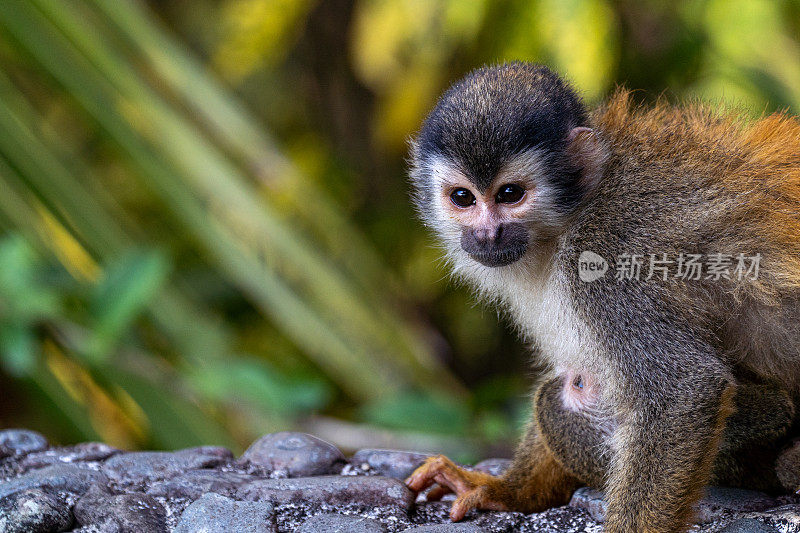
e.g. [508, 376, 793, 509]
[0, 0, 798, 460]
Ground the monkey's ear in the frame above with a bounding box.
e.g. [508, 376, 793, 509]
[566, 127, 606, 194]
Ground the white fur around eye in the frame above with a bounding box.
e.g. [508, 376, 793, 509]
[495, 150, 547, 188]
[498, 149, 569, 231]
[425, 157, 471, 246]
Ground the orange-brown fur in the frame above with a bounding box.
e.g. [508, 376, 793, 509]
[592, 92, 800, 394]
[594, 90, 800, 299]
[406, 433, 581, 521]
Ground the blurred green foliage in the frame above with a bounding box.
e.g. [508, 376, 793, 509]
[0, 0, 798, 460]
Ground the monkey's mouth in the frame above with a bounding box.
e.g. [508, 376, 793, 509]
[460, 222, 529, 267]
[467, 244, 527, 267]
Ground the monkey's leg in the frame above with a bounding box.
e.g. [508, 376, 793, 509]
[601, 386, 734, 533]
[405, 420, 582, 521]
[712, 381, 794, 491]
[721, 382, 795, 449]
[409, 372, 795, 523]
[537, 375, 795, 493]
[600, 336, 735, 533]
[534, 374, 611, 488]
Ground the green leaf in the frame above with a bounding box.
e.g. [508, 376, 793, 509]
[31, 365, 101, 442]
[0, 235, 60, 322]
[475, 410, 512, 442]
[85, 250, 169, 360]
[0, 234, 35, 286]
[100, 365, 235, 450]
[359, 390, 471, 435]
[0, 322, 37, 376]
[192, 357, 332, 416]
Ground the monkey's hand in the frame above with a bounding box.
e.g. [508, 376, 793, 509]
[405, 455, 510, 520]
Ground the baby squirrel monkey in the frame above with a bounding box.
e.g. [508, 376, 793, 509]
[405, 63, 800, 533]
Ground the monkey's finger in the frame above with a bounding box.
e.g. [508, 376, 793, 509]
[425, 485, 452, 501]
[406, 455, 462, 492]
[406, 465, 440, 492]
[406, 474, 436, 493]
[450, 490, 481, 521]
[432, 469, 474, 495]
[450, 487, 508, 521]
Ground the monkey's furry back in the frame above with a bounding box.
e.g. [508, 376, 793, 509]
[562, 91, 800, 390]
[590, 90, 800, 301]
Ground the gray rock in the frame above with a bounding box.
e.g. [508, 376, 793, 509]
[17, 443, 119, 473]
[102, 446, 232, 489]
[297, 513, 386, 532]
[0, 489, 71, 533]
[471, 458, 510, 477]
[0, 464, 107, 500]
[570, 486, 778, 524]
[696, 487, 778, 523]
[755, 502, 800, 520]
[174, 493, 275, 533]
[717, 518, 778, 532]
[73, 484, 167, 532]
[147, 470, 257, 500]
[568, 487, 606, 522]
[401, 524, 485, 532]
[0, 430, 47, 459]
[239, 432, 344, 477]
[1, 428, 797, 533]
[236, 475, 414, 509]
[520, 505, 602, 531]
[350, 450, 433, 480]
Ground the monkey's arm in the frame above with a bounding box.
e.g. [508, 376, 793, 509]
[592, 290, 734, 533]
[405, 421, 581, 521]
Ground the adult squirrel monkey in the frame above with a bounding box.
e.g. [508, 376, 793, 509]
[406, 63, 800, 533]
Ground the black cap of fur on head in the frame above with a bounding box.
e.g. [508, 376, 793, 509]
[412, 63, 588, 214]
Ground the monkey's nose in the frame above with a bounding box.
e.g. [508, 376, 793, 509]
[472, 225, 503, 245]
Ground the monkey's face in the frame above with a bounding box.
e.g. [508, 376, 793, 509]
[430, 156, 545, 268]
[410, 64, 600, 274]
[415, 147, 576, 271]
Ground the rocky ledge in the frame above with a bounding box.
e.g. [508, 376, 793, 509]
[0, 429, 798, 532]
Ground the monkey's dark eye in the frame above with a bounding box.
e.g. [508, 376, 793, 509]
[495, 184, 525, 204]
[572, 375, 584, 391]
[450, 188, 476, 208]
